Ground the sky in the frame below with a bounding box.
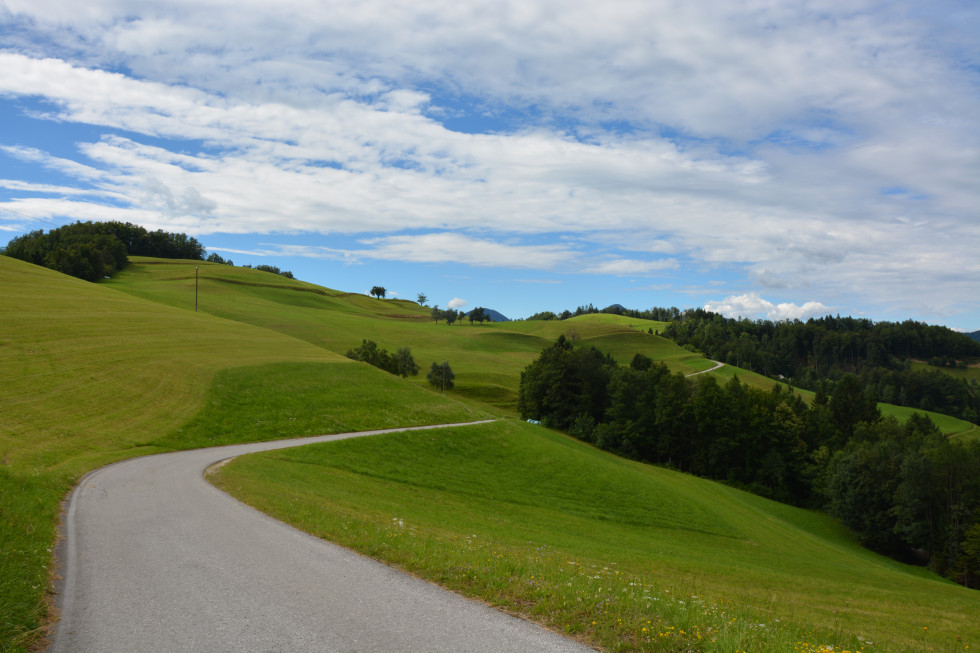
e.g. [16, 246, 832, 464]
[0, 1, 978, 327]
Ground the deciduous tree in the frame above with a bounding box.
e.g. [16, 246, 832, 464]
[427, 361, 455, 392]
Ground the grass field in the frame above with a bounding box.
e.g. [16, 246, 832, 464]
[213, 420, 980, 653]
[106, 258, 713, 409]
[909, 360, 980, 383]
[3, 254, 979, 652]
[0, 255, 485, 651]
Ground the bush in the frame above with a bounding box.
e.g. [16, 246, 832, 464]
[346, 340, 418, 378]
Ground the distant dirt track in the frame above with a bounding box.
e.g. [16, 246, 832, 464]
[48, 422, 595, 653]
[686, 360, 725, 376]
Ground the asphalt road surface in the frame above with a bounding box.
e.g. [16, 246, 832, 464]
[48, 422, 595, 653]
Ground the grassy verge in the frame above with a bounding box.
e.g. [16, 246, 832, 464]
[212, 420, 980, 653]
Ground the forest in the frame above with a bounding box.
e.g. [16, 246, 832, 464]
[518, 336, 980, 588]
[663, 310, 980, 422]
[1, 221, 205, 281]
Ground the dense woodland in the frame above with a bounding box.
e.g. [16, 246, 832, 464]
[1, 221, 205, 281]
[1, 221, 298, 281]
[663, 310, 980, 423]
[524, 303, 980, 423]
[519, 336, 980, 587]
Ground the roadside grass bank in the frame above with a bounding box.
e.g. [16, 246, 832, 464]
[212, 420, 980, 653]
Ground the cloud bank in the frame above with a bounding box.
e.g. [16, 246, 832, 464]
[0, 1, 977, 323]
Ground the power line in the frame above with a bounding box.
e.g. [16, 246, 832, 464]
[0, 205, 55, 223]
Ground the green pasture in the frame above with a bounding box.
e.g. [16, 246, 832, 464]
[151, 361, 487, 450]
[701, 365, 978, 437]
[213, 420, 980, 653]
[3, 254, 979, 652]
[910, 360, 980, 383]
[0, 255, 483, 651]
[107, 259, 710, 409]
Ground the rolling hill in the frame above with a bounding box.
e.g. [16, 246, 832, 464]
[2, 254, 979, 652]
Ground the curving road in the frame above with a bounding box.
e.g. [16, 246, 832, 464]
[48, 422, 595, 653]
[685, 360, 724, 377]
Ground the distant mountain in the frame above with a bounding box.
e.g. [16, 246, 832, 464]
[485, 308, 510, 322]
[968, 330, 980, 343]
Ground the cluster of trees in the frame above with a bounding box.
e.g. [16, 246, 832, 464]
[826, 415, 980, 585]
[250, 264, 294, 279]
[430, 306, 492, 326]
[345, 340, 456, 392]
[206, 254, 295, 279]
[663, 310, 980, 422]
[518, 337, 980, 586]
[206, 253, 235, 265]
[526, 304, 682, 322]
[345, 340, 419, 378]
[2, 220, 206, 282]
[427, 361, 455, 391]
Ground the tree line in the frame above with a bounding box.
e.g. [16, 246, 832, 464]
[430, 306, 491, 326]
[2, 221, 301, 282]
[2, 220, 205, 282]
[525, 303, 682, 322]
[518, 336, 980, 587]
[346, 340, 419, 378]
[662, 310, 980, 423]
[346, 339, 455, 391]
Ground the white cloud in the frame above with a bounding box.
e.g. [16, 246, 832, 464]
[582, 258, 679, 276]
[0, 2, 977, 322]
[705, 293, 831, 322]
[447, 297, 468, 310]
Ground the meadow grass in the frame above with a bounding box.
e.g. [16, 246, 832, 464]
[109, 259, 980, 437]
[151, 361, 488, 450]
[4, 254, 978, 651]
[106, 259, 709, 410]
[0, 255, 484, 651]
[213, 419, 980, 653]
[909, 361, 980, 383]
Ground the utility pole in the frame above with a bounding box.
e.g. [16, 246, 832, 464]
[195, 266, 199, 312]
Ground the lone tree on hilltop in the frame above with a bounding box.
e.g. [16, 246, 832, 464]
[370, 285, 386, 299]
[417, 292, 428, 306]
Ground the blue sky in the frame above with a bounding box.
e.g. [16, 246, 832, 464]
[1, 1, 978, 327]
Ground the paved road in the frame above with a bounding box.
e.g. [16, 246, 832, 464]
[49, 422, 595, 653]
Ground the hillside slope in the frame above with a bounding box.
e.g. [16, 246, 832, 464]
[215, 419, 980, 652]
[4, 255, 978, 652]
[107, 258, 712, 410]
[109, 259, 978, 433]
[0, 255, 483, 651]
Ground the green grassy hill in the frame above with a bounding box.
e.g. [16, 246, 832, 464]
[0, 255, 484, 650]
[2, 255, 979, 652]
[214, 420, 980, 652]
[106, 258, 710, 410]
